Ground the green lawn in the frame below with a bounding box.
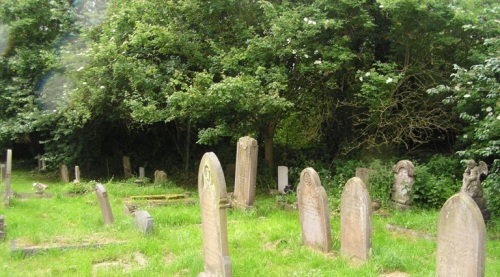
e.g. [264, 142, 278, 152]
[0, 170, 499, 276]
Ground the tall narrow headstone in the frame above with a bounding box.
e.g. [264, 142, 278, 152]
[436, 193, 486, 277]
[391, 160, 415, 210]
[340, 177, 372, 262]
[74, 166, 81, 184]
[278, 166, 288, 194]
[198, 152, 232, 277]
[123, 156, 132, 178]
[95, 183, 114, 225]
[139, 167, 145, 179]
[60, 165, 69, 183]
[4, 150, 12, 207]
[297, 167, 332, 253]
[232, 136, 258, 210]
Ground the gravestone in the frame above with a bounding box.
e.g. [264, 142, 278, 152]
[74, 166, 81, 184]
[340, 177, 372, 262]
[154, 170, 167, 183]
[95, 183, 114, 225]
[232, 136, 258, 210]
[355, 167, 371, 189]
[461, 160, 490, 223]
[134, 210, 153, 234]
[1, 163, 5, 182]
[391, 160, 415, 210]
[297, 167, 332, 253]
[139, 167, 145, 178]
[436, 193, 486, 277]
[123, 156, 132, 178]
[60, 165, 69, 183]
[278, 166, 288, 194]
[0, 214, 4, 240]
[198, 152, 232, 277]
[4, 149, 12, 207]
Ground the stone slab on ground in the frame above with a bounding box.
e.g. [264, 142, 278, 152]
[11, 238, 127, 256]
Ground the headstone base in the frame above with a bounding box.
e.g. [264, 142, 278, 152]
[392, 201, 410, 211]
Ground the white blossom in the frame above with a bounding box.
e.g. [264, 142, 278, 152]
[304, 54, 309, 58]
[497, 115, 500, 120]
[100, 86, 105, 89]
[486, 106, 492, 112]
[365, 72, 370, 77]
[314, 59, 322, 65]
[464, 94, 471, 98]
[386, 77, 393, 84]
[77, 66, 84, 71]
[463, 134, 468, 139]
[359, 76, 363, 82]
[292, 49, 297, 54]
[304, 17, 308, 22]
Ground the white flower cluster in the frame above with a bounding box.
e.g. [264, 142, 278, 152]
[304, 17, 316, 25]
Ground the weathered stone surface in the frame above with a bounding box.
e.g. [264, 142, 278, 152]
[198, 152, 232, 277]
[74, 166, 81, 184]
[60, 165, 69, 183]
[278, 166, 288, 194]
[297, 167, 332, 253]
[391, 160, 415, 210]
[95, 183, 114, 225]
[340, 177, 372, 262]
[4, 149, 12, 207]
[1, 163, 5, 182]
[461, 160, 490, 223]
[134, 210, 153, 234]
[154, 170, 167, 183]
[233, 136, 258, 210]
[436, 193, 486, 277]
[124, 204, 138, 216]
[123, 156, 132, 178]
[139, 167, 145, 178]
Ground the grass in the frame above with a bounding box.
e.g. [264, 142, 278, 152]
[1, 169, 500, 276]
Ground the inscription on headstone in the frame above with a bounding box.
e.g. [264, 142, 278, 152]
[437, 193, 486, 277]
[233, 136, 258, 210]
[60, 165, 69, 183]
[95, 183, 114, 225]
[340, 177, 372, 262]
[198, 152, 232, 277]
[134, 210, 153, 234]
[4, 149, 12, 207]
[391, 160, 415, 210]
[297, 167, 332, 253]
[278, 166, 288, 194]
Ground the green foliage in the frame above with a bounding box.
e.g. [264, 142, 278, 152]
[62, 180, 96, 194]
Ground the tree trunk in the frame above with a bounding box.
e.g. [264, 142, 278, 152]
[262, 120, 278, 167]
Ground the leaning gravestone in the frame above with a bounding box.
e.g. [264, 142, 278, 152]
[95, 183, 114, 225]
[278, 166, 288, 194]
[340, 177, 372, 262]
[60, 165, 69, 183]
[232, 136, 258, 210]
[198, 152, 232, 277]
[297, 167, 332, 253]
[4, 149, 12, 207]
[134, 210, 153, 234]
[436, 193, 486, 277]
[391, 160, 415, 210]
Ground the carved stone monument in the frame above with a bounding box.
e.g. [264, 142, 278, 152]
[198, 152, 232, 277]
[391, 160, 415, 210]
[278, 166, 288, 194]
[134, 210, 153, 234]
[4, 149, 12, 207]
[436, 193, 486, 277]
[340, 177, 372, 262]
[60, 165, 69, 183]
[297, 167, 332, 253]
[95, 183, 114, 225]
[232, 136, 258, 210]
[154, 170, 167, 183]
[461, 159, 490, 222]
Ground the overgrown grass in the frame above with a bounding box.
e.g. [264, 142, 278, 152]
[1, 170, 499, 276]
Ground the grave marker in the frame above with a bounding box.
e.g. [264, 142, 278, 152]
[198, 152, 232, 277]
[278, 166, 288, 194]
[1, 163, 5, 182]
[233, 136, 258, 210]
[391, 160, 415, 210]
[134, 211, 153, 234]
[74, 166, 81, 184]
[60, 165, 69, 183]
[95, 183, 114, 225]
[4, 149, 12, 207]
[139, 167, 145, 179]
[436, 193, 486, 277]
[154, 170, 167, 183]
[123, 155, 132, 178]
[297, 167, 332, 253]
[340, 177, 372, 262]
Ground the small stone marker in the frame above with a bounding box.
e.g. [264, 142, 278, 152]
[436, 193, 486, 277]
[198, 152, 232, 277]
[297, 167, 332, 253]
[95, 183, 114, 225]
[4, 149, 12, 207]
[340, 177, 372, 262]
[154, 170, 167, 183]
[134, 210, 153, 234]
[123, 155, 132, 178]
[60, 165, 69, 183]
[232, 136, 258, 210]
[278, 166, 288, 194]
[391, 160, 415, 210]
[74, 166, 81, 184]
[139, 167, 145, 178]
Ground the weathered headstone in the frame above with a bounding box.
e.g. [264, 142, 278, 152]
[1, 163, 5, 182]
[95, 183, 114, 225]
[198, 152, 232, 277]
[340, 177, 372, 262]
[232, 136, 258, 210]
[134, 210, 153, 234]
[123, 156, 132, 178]
[436, 193, 486, 277]
[154, 170, 167, 183]
[297, 167, 332, 253]
[391, 160, 415, 210]
[355, 167, 371, 189]
[4, 149, 12, 207]
[60, 165, 69, 183]
[139, 167, 145, 179]
[461, 159, 490, 223]
[278, 166, 288, 194]
[74, 166, 81, 184]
